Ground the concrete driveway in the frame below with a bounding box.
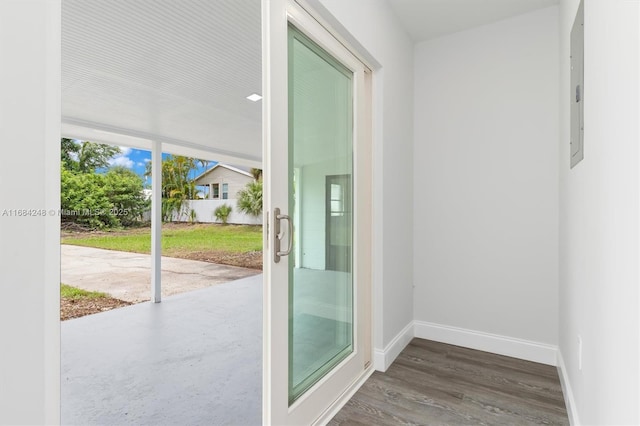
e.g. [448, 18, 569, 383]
[61, 244, 261, 302]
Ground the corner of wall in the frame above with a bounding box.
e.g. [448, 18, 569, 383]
[412, 5, 560, 356]
[556, 350, 580, 425]
[373, 321, 414, 372]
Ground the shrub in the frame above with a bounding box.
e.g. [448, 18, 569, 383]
[188, 208, 197, 223]
[214, 204, 232, 224]
[60, 164, 147, 229]
[60, 166, 117, 229]
[236, 180, 263, 217]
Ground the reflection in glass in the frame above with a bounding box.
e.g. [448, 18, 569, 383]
[288, 25, 354, 404]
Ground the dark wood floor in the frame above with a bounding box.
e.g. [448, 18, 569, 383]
[330, 338, 568, 425]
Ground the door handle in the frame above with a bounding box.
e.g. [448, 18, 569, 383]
[274, 208, 293, 263]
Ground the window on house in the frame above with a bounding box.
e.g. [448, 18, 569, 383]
[222, 183, 229, 199]
[212, 183, 219, 199]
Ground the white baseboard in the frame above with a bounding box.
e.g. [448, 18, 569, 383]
[556, 350, 580, 426]
[413, 321, 558, 366]
[314, 365, 374, 426]
[373, 321, 414, 372]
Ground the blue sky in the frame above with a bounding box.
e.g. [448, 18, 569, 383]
[108, 147, 216, 184]
[108, 147, 149, 176]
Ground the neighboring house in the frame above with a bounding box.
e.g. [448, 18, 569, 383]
[193, 163, 254, 201]
[173, 163, 261, 225]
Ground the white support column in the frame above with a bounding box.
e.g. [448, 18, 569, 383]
[151, 140, 162, 303]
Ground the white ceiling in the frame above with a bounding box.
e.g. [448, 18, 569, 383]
[63, 0, 559, 166]
[386, 0, 559, 43]
[62, 0, 262, 166]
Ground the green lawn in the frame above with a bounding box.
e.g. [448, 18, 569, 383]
[61, 223, 263, 256]
[60, 284, 107, 299]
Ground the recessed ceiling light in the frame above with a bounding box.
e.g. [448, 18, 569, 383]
[246, 93, 262, 102]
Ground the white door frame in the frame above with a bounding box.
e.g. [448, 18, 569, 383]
[262, 0, 373, 424]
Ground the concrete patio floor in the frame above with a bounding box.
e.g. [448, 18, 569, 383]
[61, 274, 262, 426]
[61, 244, 260, 302]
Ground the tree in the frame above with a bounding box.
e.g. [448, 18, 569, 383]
[236, 179, 263, 217]
[61, 138, 80, 170]
[103, 167, 148, 226]
[77, 141, 121, 173]
[196, 159, 209, 180]
[60, 138, 121, 173]
[250, 168, 263, 180]
[60, 166, 117, 229]
[144, 155, 198, 221]
[60, 139, 146, 229]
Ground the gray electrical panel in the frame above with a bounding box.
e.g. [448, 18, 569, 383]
[570, 0, 584, 168]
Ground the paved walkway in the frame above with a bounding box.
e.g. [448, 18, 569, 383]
[61, 245, 260, 302]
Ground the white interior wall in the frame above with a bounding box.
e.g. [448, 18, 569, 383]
[413, 7, 560, 354]
[312, 0, 415, 360]
[0, 0, 60, 423]
[558, 0, 640, 424]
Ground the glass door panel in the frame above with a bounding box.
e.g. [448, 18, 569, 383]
[288, 25, 354, 404]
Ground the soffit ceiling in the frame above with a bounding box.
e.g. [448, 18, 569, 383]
[386, 0, 559, 43]
[63, 0, 559, 166]
[62, 0, 262, 166]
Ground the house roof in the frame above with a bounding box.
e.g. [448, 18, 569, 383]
[61, 0, 262, 167]
[194, 163, 254, 184]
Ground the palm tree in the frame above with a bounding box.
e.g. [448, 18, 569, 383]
[236, 180, 263, 217]
[250, 168, 263, 180]
[144, 155, 198, 221]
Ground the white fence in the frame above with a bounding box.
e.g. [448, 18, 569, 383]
[171, 199, 262, 225]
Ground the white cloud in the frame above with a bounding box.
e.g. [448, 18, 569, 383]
[106, 146, 136, 169]
[109, 155, 134, 169]
[119, 146, 132, 156]
[144, 158, 151, 163]
[137, 162, 144, 167]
